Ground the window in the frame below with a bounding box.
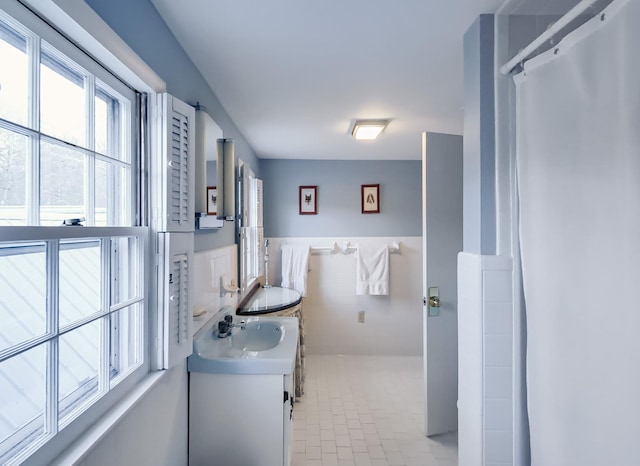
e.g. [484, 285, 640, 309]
[0, 5, 145, 465]
[239, 163, 263, 293]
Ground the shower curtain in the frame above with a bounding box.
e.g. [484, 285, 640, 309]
[515, 0, 640, 464]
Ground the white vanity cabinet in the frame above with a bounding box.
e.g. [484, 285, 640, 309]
[189, 372, 293, 466]
[187, 314, 298, 466]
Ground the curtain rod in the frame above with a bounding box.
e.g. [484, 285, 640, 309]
[500, 0, 601, 75]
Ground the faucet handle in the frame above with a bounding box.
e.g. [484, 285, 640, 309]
[224, 314, 233, 323]
[218, 320, 230, 335]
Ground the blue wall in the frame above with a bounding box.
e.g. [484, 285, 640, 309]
[463, 14, 496, 255]
[85, 0, 257, 251]
[261, 159, 422, 238]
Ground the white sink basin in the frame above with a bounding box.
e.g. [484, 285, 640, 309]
[188, 312, 298, 375]
[229, 320, 285, 351]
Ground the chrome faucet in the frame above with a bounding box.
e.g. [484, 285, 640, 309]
[217, 314, 245, 338]
[264, 239, 272, 288]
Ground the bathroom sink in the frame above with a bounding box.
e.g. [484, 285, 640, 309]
[229, 320, 285, 351]
[187, 310, 298, 375]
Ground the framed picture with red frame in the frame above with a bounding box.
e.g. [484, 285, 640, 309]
[361, 184, 380, 214]
[207, 186, 217, 215]
[299, 186, 317, 215]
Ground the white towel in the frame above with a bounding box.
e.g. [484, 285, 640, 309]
[356, 244, 389, 295]
[281, 244, 310, 297]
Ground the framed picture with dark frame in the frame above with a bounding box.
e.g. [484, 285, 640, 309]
[299, 186, 318, 215]
[361, 184, 380, 214]
[207, 186, 217, 215]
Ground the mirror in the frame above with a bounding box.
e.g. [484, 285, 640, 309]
[195, 108, 224, 228]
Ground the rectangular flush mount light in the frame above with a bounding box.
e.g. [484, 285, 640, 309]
[351, 119, 388, 140]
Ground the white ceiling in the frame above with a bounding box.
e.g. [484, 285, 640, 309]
[151, 0, 507, 160]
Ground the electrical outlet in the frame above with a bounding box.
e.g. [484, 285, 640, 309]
[357, 311, 365, 323]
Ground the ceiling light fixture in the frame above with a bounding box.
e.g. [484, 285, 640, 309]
[351, 119, 389, 140]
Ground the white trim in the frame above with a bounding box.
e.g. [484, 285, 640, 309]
[20, 0, 166, 93]
[48, 370, 167, 466]
[0, 226, 147, 241]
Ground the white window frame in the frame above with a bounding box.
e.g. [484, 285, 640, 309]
[238, 162, 263, 294]
[0, 2, 155, 464]
[0, 228, 146, 464]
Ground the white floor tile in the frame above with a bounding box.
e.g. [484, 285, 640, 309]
[351, 439, 368, 453]
[306, 445, 322, 460]
[367, 445, 386, 459]
[291, 355, 458, 466]
[339, 460, 357, 466]
[353, 451, 373, 466]
[322, 452, 340, 466]
[322, 440, 338, 454]
[337, 446, 354, 460]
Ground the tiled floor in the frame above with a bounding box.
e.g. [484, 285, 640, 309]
[291, 354, 458, 466]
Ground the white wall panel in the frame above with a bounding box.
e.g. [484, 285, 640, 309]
[192, 244, 238, 333]
[458, 252, 514, 466]
[266, 236, 422, 356]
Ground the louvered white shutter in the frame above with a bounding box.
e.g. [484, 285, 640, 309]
[157, 232, 193, 369]
[158, 93, 195, 232]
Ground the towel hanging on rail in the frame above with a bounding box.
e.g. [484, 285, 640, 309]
[356, 244, 389, 295]
[281, 244, 310, 297]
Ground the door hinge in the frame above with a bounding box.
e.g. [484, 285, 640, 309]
[284, 391, 289, 403]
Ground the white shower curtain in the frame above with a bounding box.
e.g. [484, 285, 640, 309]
[515, 0, 640, 465]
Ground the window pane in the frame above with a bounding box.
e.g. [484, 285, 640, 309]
[95, 87, 125, 160]
[0, 127, 28, 226]
[59, 319, 101, 424]
[109, 304, 142, 386]
[40, 48, 86, 147]
[0, 21, 28, 126]
[59, 240, 101, 328]
[40, 140, 86, 225]
[96, 83, 128, 163]
[111, 236, 138, 305]
[0, 242, 47, 353]
[0, 344, 45, 464]
[95, 161, 130, 227]
[94, 94, 108, 156]
[116, 166, 131, 226]
[95, 159, 108, 227]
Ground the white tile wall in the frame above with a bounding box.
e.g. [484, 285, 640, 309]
[483, 302, 512, 334]
[484, 367, 512, 399]
[484, 334, 512, 367]
[458, 253, 514, 466]
[265, 236, 423, 355]
[482, 260, 514, 466]
[484, 430, 513, 463]
[192, 244, 237, 334]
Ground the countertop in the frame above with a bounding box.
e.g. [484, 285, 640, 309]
[188, 315, 299, 375]
[237, 286, 302, 315]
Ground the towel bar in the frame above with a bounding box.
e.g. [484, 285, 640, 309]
[302, 241, 402, 254]
[309, 242, 337, 253]
[341, 241, 401, 254]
